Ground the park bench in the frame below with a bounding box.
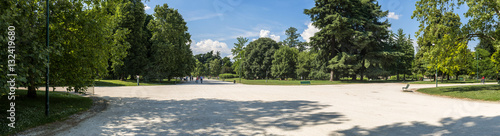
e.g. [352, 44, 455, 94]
[402, 84, 410, 91]
[300, 81, 311, 84]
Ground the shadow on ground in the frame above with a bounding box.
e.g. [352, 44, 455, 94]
[334, 116, 500, 136]
[83, 97, 346, 135]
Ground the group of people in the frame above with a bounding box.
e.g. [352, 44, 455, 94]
[184, 76, 204, 83]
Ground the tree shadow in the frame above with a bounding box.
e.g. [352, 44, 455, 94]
[69, 97, 346, 135]
[334, 116, 500, 136]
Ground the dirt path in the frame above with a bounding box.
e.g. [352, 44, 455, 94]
[53, 80, 500, 136]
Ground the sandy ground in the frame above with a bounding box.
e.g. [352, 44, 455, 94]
[54, 79, 500, 136]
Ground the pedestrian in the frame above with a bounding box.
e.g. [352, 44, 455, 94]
[482, 76, 485, 84]
[200, 76, 203, 83]
[196, 76, 199, 83]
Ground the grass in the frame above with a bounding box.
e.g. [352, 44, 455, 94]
[0, 90, 92, 135]
[217, 78, 406, 85]
[411, 79, 498, 84]
[94, 79, 181, 86]
[417, 84, 500, 101]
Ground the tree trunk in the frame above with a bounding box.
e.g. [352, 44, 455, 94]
[330, 70, 334, 81]
[168, 76, 171, 81]
[27, 81, 37, 98]
[352, 75, 356, 81]
[360, 59, 365, 81]
[441, 72, 444, 83]
[403, 74, 406, 82]
[447, 74, 450, 80]
[396, 71, 400, 81]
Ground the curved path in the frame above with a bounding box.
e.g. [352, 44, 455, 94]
[56, 80, 500, 136]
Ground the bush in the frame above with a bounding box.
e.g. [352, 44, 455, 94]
[219, 73, 238, 78]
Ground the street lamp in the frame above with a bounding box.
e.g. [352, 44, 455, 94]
[432, 44, 438, 87]
[477, 51, 479, 81]
[45, 0, 50, 116]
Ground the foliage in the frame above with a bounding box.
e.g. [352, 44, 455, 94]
[296, 51, 315, 80]
[209, 59, 222, 76]
[243, 37, 279, 79]
[283, 27, 301, 48]
[147, 3, 194, 81]
[219, 73, 238, 79]
[271, 46, 299, 79]
[231, 37, 248, 76]
[305, 0, 391, 81]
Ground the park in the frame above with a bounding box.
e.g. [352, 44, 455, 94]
[1, 0, 500, 135]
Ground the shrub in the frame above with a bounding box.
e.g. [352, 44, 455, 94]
[219, 73, 238, 78]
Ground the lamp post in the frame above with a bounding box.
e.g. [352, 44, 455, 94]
[477, 51, 479, 81]
[432, 44, 438, 87]
[45, 0, 50, 116]
[239, 60, 242, 83]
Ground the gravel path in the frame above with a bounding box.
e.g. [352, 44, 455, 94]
[55, 80, 500, 136]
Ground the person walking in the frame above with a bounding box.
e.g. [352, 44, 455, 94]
[200, 76, 203, 84]
[482, 76, 485, 84]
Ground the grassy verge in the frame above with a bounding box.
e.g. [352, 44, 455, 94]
[0, 90, 92, 135]
[417, 85, 500, 101]
[94, 79, 180, 86]
[217, 78, 406, 85]
[411, 80, 497, 84]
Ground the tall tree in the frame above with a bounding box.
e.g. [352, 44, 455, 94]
[147, 3, 194, 81]
[283, 27, 301, 48]
[243, 38, 279, 79]
[231, 37, 248, 76]
[413, 0, 500, 79]
[413, 2, 468, 80]
[116, 0, 149, 80]
[305, 0, 390, 81]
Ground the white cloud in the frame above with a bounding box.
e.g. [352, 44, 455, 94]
[387, 12, 401, 20]
[252, 38, 257, 41]
[259, 30, 270, 38]
[192, 39, 231, 55]
[301, 22, 320, 43]
[186, 13, 223, 22]
[270, 34, 280, 42]
[144, 4, 151, 10]
[259, 30, 280, 42]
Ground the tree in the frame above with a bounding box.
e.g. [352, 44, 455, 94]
[147, 3, 194, 81]
[271, 46, 299, 80]
[221, 57, 233, 74]
[283, 27, 301, 48]
[296, 51, 315, 80]
[231, 37, 248, 76]
[0, 0, 132, 96]
[413, 3, 468, 81]
[305, 0, 390, 81]
[116, 0, 149, 80]
[209, 59, 222, 77]
[243, 38, 279, 79]
[413, 0, 500, 80]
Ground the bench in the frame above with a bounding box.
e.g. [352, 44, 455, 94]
[402, 84, 410, 91]
[300, 81, 311, 84]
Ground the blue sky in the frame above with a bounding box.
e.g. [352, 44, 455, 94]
[143, 0, 479, 58]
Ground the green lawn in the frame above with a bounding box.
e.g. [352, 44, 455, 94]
[0, 90, 92, 135]
[218, 78, 406, 85]
[417, 85, 500, 101]
[94, 79, 181, 86]
[411, 79, 497, 84]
